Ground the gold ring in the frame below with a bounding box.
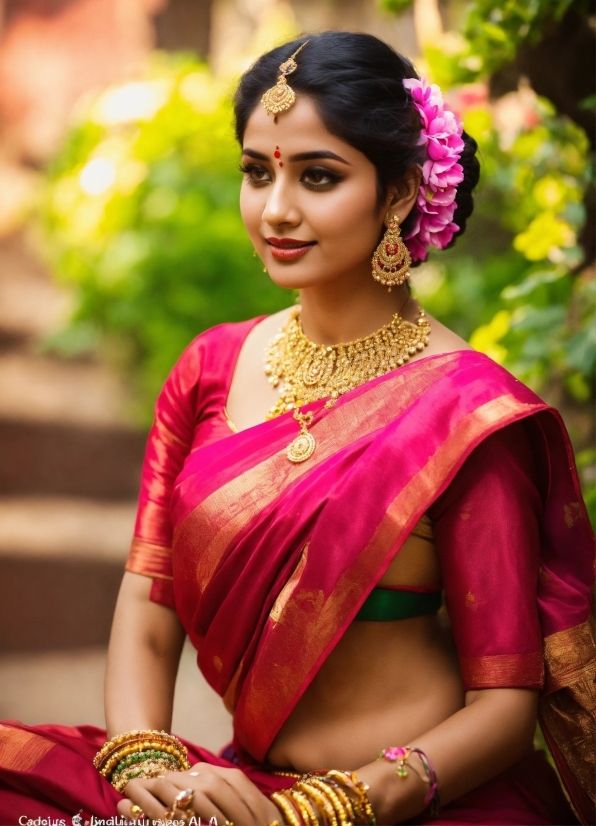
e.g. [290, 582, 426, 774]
[130, 804, 144, 816]
[174, 788, 195, 811]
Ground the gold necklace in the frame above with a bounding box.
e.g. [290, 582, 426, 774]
[264, 305, 431, 463]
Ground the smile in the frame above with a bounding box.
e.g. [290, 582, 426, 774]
[266, 237, 316, 260]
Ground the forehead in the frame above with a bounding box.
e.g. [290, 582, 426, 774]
[242, 96, 363, 161]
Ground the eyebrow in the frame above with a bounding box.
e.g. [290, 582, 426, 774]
[242, 148, 350, 165]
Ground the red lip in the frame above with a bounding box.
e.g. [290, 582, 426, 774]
[266, 237, 315, 247]
[269, 244, 314, 260]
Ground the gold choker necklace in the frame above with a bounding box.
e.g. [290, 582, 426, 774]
[264, 306, 431, 463]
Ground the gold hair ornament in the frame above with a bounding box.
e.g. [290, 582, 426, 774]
[261, 41, 310, 118]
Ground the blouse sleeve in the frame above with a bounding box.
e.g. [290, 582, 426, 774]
[429, 420, 545, 691]
[125, 340, 202, 608]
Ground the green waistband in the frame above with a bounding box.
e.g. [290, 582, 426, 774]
[354, 587, 442, 621]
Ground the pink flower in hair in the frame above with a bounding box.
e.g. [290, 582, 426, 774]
[402, 76, 465, 261]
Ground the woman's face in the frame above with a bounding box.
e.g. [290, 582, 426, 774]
[240, 96, 396, 291]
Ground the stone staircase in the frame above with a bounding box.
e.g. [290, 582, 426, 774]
[0, 232, 232, 749]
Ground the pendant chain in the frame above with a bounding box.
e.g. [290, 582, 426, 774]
[263, 306, 431, 462]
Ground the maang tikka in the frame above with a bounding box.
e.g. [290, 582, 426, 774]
[261, 41, 310, 118]
[371, 213, 411, 292]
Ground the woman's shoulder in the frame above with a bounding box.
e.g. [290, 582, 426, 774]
[419, 312, 473, 359]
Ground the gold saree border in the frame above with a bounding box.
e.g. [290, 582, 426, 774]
[125, 537, 173, 580]
[0, 724, 55, 772]
[237, 392, 542, 759]
[539, 617, 595, 824]
[543, 616, 596, 693]
[459, 652, 544, 689]
[174, 356, 459, 599]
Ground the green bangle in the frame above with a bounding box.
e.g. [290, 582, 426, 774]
[114, 749, 178, 773]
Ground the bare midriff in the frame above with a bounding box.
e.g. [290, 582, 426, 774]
[266, 524, 465, 772]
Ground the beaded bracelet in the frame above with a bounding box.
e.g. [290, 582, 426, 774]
[378, 746, 440, 818]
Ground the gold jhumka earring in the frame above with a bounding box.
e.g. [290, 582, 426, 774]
[261, 41, 310, 119]
[371, 213, 411, 292]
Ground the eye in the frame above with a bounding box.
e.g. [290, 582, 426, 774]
[301, 166, 343, 190]
[239, 162, 271, 186]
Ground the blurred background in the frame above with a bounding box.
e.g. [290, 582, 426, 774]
[0, 0, 593, 752]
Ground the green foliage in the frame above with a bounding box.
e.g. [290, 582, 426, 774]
[377, 0, 414, 15]
[42, 53, 288, 423]
[425, 0, 575, 87]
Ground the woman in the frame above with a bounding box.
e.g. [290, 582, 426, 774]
[0, 31, 593, 826]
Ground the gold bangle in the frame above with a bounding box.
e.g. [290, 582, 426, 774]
[271, 791, 303, 826]
[112, 756, 179, 792]
[294, 781, 338, 826]
[104, 744, 188, 780]
[316, 778, 355, 822]
[288, 790, 319, 826]
[306, 777, 349, 825]
[94, 730, 190, 775]
[325, 771, 375, 825]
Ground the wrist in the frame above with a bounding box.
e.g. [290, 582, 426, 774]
[358, 756, 429, 824]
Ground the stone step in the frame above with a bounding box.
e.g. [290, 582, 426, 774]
[0, 496, 136, 560]
[0, 418, 146, 499]
[0, 232, 71, 339]
[0, 641, 233, 751]
[0, 496, 137, 651]
[0, 350, 135, 427]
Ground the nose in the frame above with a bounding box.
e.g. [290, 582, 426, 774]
[261, 177, 300, 228]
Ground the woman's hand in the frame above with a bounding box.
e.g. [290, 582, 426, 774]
[117, 762, 282, 825]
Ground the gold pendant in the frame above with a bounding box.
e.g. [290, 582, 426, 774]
[287, 430, 316, 463]
[286, 408, 315, 463]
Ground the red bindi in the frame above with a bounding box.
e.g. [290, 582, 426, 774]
[274, 150, 281, 159]
[279, 161, 283, 167]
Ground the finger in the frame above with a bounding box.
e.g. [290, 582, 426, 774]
[122, 776, 181, 822]
[116, 799, 145, 823]
[153, 773, 228, 825]
[174, 788, 227, 824]
[209, 765, 277, 825]
[176, 766, 261, 826]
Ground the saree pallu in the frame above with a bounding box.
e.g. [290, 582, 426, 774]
[126, 332, 594, 823]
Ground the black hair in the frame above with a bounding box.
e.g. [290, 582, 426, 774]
[234, 31, 480, 262]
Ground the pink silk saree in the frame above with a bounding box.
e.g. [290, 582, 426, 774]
[1, 319, 594, 825]
[126, 321, 594, 822]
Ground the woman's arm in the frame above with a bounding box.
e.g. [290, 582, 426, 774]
[358, 686, 538, 823]
[105, 571, 186, 737]
[361, 422, 546, 821]
[104, 339, 201, 736]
